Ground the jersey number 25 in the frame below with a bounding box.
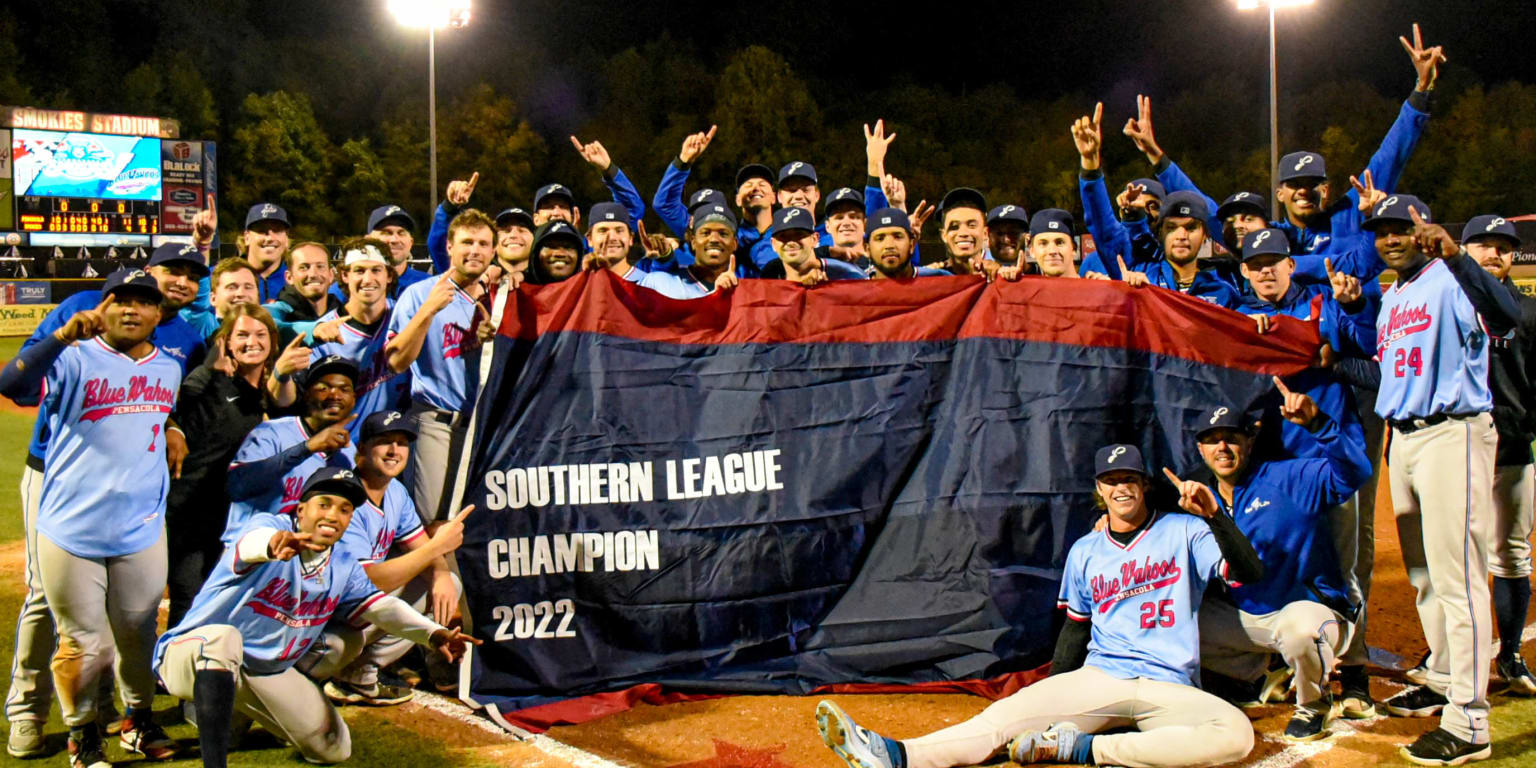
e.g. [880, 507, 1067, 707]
[1139, 599, 1175, 629]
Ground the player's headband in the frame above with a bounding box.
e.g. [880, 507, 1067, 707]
[343, 245, 388, 266]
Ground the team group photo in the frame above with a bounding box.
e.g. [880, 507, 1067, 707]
[3, 1, 1536, 767]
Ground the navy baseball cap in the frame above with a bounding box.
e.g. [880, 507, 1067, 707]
[1195, 405, 1254, 440]
[735, 163, 774, 189]
[777, 161, 817, 186]
[1278, 151, 1327, 183]
[533, 183, 575, 210]
[1094, 444, 1148, 479]
[302, 354, 360, 389]
[688, 188, 728, 212]
[1462, 214, 1522, 247]
[1363, 194, 1431, 231]
[692, 204, 738, 231]
[367, 204, 415, 233]
[102, 268, 165, 304]
[939, 187, 989, 219]
[147, 242, 211, 277]
[299, 466, 368, 508]
[1161, 191, 1209, 223]
[494, 207, 534, 230]
[587, 201, 631, 230]
[1129, 178, 1166, 201]
[1029, 209, 1075, 239]
[1217, 191, 1268, 221]
[866, 207, 911, 237]
[245, 202, 290, 229]
[769, 207, 816, 237]
[824, 187, 864, 215]
[532, 220, 584, 252]
[360, 410, 418, 443]
[1241, 228, 1291, 261]
[987, 204, 1030, 227]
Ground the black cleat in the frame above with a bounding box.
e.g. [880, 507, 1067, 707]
[1383, 685, 1447, 717]
[1400, 728, 1491, 766]
[1338, 664, 1376, 718]
[1496, 655, 1536, 696]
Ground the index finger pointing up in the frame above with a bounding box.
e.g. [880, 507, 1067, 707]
[1272, 375, 1293, 396]
[95, 292, 115, 312]
[1092, 101, 1103, 127]
[1161, 466, 1183, 486]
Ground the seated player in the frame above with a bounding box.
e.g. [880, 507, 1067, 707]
[865, 208, 949, 279]
[1189, 390, 1371, 741]
[815, 444, 1263, 768]
[154, 466, 478, 768]
[300, 411, 470, 705]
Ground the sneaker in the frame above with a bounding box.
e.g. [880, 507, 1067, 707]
[1283, 702, 1334, 742]
[1384, 685, 1448, 717]
[1009, 722, 1088, 764]
[1256, 658, 1295, 705]
[1400, 727, 1491, 766]
[7, 719, 46, 758]
[814, 700, 899, 768]
[323, 679, 414, 707]
[66, 727, 110, 768]
[95, 702, 124, 736]
[1338, 665, 1376, 718]
[1496, 655, 1536, 696]
[120, 714, 180, 760]
[1405, 649, 1431, 686]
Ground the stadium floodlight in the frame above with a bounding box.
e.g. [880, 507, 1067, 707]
[1239, 0, 1316, 219]
[390, 0, 473, 214]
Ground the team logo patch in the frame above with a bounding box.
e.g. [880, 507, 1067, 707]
[1107, 445, 1127, 463]
[787, 162, 804, 176]
[261, 203, 278, 217]
[1048, 221, 1060, 229]
[1293, 154, 1317, 172]
[1251, 230, 1272, 248]
[1487, 217, 1507, 231]
[1000, 205, 1017, 217]
[1209, 407, 1229, 425]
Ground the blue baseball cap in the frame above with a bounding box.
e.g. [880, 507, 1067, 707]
[1217, 191, 1268, 221]
[533, 183, 575, 210]
[102, 268, 165, 304]
[692, 204, 738, 232]
[987, 204, 1030, 227]
[866, 207, 911, 237]
[360, 410, 418, 443]
[777, 161, 817, 185]
[1462, 215, 1522, 247]
[939, 187, 989, 220]
[532, 220, 584, 252]
[1241, 228, 1291, 261]
[1278, 151, 1327, 183]
[1195, 405, 1254, 440]
[495, 207, 534, 230]
[587, 201, 631, 230]
[824, 187, 864, 215]
[299, 466, 368, 507]
[1362, 194, 1431, 231]
[735, 163, 774, 189]
[302, 354, 361, 389]
[245, 202, 290, 229]
[1029, 209, 1075, 239]
[1094, 444, 1148, 479]
[367, 204, 415, 233]
[1129, 178, 1166, 201]
[146, 242, 211, 277]
[769, 206, 816, 237]
[1161, 190, 1209, 223]
[688, 188, 728, 212]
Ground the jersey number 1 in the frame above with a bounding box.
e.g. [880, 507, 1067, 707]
[1139, 599, 1175, 629]
[148, 424, 160, 452]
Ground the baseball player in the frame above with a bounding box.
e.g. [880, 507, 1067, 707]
[298, 411, 469, 704]
[154, 466, 478, 768]
[997, 209, 1082, 281]
[1462, 214, 1536, 695]
[238, 202, 293, 302]
[935, 187, 988, 276]
[744, 161, 834, 270]
[309, 240, 408, 436]
[386, 208, 496, 523]
[368, 204, 432, 295]
[222, 355, 359, 546]
[265, 242, 340, 345]
[182, 257, 260, 339]
[986, 205, 1031, 270]
[761, 207, 866, 283]
[815, 444, 1264, 768]
[490, 207, 536, 278]
[629, 204, 743, 299]
[864, 208, 949, 280]
[734, 162, 777, 254]
[0, 270, 183, 767]
[1187, 389, 1372, 741]
[1345, 196, 1518, 765]
[822, 187, 868, 267]
[583, 201, 639, 276]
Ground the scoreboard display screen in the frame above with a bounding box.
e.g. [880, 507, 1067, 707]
[16, 197, 160, 236]
[12, 130, 163, 200]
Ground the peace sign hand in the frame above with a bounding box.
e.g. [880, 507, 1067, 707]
[1162, 467, 1219, 519]
[909, 200, 936, 237]
[1071, 102, 1103, 171]
[864, 119, 898, 176]
[1122, 94, 1164, 165]
[1349, 170, 1384, 216]
[1400, 23, 1447, 92]
[267, 530, 322, 560]
[446, 172, 479, 207]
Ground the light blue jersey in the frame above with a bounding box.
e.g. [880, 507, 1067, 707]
[37, 338, 182, 558]
[338, 480, 424, 565]
[155, 513, 382, 676]
[627, 267, 714, 300]
[1374, 258, 1495, 421]
[387, 278, 479, 412]
[222, 417, 356, 546]
[311, 310, 408, 439]
[1058, 511, 1231, 686]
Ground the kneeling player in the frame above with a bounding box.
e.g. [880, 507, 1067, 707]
[153, 467, 477, 768]
[815, 444, 1263, 768]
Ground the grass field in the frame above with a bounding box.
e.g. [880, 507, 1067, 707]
[2, 332, 1536, 767]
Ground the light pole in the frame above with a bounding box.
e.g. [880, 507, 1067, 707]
[389, 0, 472, 216]
[1238, 0, 1315, 221]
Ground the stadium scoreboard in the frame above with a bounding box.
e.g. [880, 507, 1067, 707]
[0, 106, 215, 247]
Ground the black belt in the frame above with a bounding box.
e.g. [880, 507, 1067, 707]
[1389, 412, 1481, 434]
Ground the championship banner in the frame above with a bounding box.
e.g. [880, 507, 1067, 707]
[456, 272, 1318, 732]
